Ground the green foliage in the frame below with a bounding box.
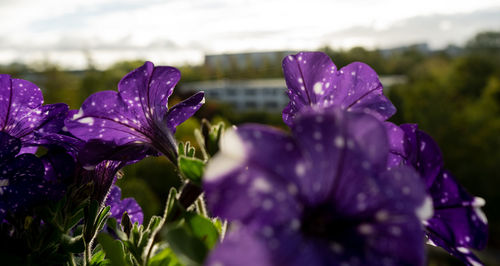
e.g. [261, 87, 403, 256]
[178, 156, 205, 185]
[148, 248, 182, 266]
[97, 233, 130, 266]
[162, 212, 220, 266]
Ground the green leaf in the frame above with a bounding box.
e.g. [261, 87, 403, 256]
[184, 213, 219, 250]
[178, 156, 205, 184]
[164, 226, 207, 266]
[165, 188, 178, 219]
[148, 248, 182, 266]
[90, 248, 111, 266]
[97, 233, 129, 266]
[66, 208, 84, 231]
[60, 234, 85, 253]
[178, 142, 185, 157]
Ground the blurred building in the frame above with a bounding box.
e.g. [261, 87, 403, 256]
[182, 79, 288, 112]
[181, 75, 406, 112]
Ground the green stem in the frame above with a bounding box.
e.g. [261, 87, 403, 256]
[83, 239, 93, 266]
[68, 253, 77, 266]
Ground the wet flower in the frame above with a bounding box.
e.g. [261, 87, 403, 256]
[395, 124, 488, 265]
[0, 74, 68, 149]
[65, 62, 204, 163]
[203, 109, 429, 266]
[105, 185, 143, 224]
[281, 52, 395, 126]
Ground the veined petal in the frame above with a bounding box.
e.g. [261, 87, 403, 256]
[66, 91, 149, 145]
[0, 75, 43, 131]
[282, 52, 395, 126]
[385, 122, 409, 168]
[400, 124, 443, 187]
[426, 170, 488, 251]
[291, 109, 389, 204]
[118, 62, 180, 123]
[165, 91, 205, 133]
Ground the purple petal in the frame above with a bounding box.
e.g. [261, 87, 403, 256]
[426, 234, 484, 266]
[105, 185, 143, 224]
[66, 62, 202, 163]
[77, 139, 155, 168]
[0, 74, 67, 142]
[0, 75, 43, 131]
[30, 131, 84, 158]
[332, 62, 396, 120]
[0, 131, 21, 160]
[400, 124, 443, 188]
[385, 122, 409, 168]
[204, 109, 428, 265]
[426, 170, 487, 252]
[11, 103, 68, 143]
[326, 165, 427, 266]
[206, 227, 272, 266]
[282, 52, 338, 126]
[1, 153, 48, 215]
[282, 52, 395, 126]
[41, 149, 75, 183]
[204, 126, 302, 225]
[118, 62, 180, 123]
[65, 91, 149, 145]
[291, 109, 389, 204]
[165, 91, 205, 133]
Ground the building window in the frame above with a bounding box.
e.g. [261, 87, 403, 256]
[264, 102, 278, 109]
[245, 89, 257, 96]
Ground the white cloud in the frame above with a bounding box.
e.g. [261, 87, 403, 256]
[0, 0, 499, 68]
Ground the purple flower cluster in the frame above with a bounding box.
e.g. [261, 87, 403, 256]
[0, 62, 204, 225]
[203, 52, 488, 265]
[0, 75, 68, 219]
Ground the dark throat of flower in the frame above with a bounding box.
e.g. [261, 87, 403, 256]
[300, 204, 364, 242]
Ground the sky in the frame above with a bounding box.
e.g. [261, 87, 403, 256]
[1, 0, 499, 69]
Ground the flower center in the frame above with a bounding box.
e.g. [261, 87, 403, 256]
[300, 204, 359, 240]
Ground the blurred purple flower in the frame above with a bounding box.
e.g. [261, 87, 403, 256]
[394, 124, 488, 265]
[203, 109, 429, 266]
[282, 52, 395, 126]
[0, 74, 68, 149]
[65, 62, 204, 163]
[105, 185, 143, 224]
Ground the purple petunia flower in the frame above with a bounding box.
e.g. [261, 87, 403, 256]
[282, 52, 395, 126]
[105, 185, 143, 224]
[65, 62, 204, 163]
[0, 74, 68, 150]
[0, 132, 53, 220]
[394, 124, 488, 266]
[203, 109, 430, 266]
